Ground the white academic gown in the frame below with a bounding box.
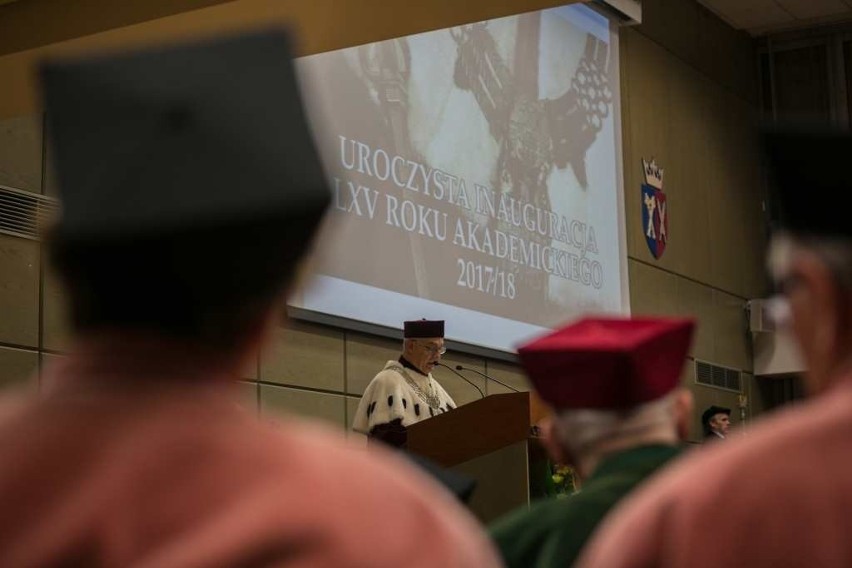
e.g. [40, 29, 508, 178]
[353, 360, 456, 434]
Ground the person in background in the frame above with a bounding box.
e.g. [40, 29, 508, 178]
[0, 31, 500, 567]
[490, 316, 695, 568]
[701, 405, 731, 442]
[352, 319, 456, 447]
[578, 127, 852, 568]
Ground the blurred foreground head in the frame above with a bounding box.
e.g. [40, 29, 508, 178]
[41, 30, 330, 354]
[764, 127, 852, 394]
[517, 317, 695, 478]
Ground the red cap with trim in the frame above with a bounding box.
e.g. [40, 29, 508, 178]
[517, 317, 695, 410]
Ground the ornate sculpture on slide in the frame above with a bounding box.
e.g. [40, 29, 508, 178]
[450, 14, 613, 297]
[354, 13, 613, 304]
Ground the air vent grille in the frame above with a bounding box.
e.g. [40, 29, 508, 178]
[695, 360, 742, 392]
[0, 184, 58, 241]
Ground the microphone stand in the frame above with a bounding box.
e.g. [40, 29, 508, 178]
[455, 365, 520, 393]
[435, 362, 485, 399]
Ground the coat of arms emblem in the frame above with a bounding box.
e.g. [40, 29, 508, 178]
[641, 158, 667, 259]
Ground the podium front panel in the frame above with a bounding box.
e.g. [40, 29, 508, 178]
[452, 440, 530, 524]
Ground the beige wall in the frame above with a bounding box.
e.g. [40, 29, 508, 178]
[0, 0, 769, 443]
[623, 0, 770, 438]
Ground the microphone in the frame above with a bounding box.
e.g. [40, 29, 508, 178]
[435, 363, 484, 399]
[455, 365, 520, 393]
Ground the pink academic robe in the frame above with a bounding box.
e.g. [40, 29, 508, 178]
[577, 373, 852, 568]
[0, 337, 501, 567]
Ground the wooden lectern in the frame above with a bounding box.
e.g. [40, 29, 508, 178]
[407, 392, 550, 523]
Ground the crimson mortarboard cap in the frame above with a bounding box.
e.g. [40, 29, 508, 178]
[517, 317, 695, 410]
[41, 29, 329, 244]
[404, 320, 444, 338]
[701, 405, 731, 427]
[763, 126, 852, 240]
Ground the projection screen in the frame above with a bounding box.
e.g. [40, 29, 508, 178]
[290, 4, 628, 354]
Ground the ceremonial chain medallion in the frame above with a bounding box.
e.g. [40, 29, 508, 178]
[389, 363, 442, 409]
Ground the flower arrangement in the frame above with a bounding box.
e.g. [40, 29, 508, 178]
[551, 462, 577, 498]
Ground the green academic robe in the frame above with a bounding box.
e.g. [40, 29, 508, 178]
[489, 444, 681, 568]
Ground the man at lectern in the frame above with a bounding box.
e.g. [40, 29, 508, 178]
[352, 319, 457, 447]
[490, 316, 695, 568]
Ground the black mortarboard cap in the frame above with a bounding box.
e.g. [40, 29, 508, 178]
[701, 405, 731, 427]
[41, 29, 329, 244]
[763, 126, 852, 240]
[404, 319, 445, 338]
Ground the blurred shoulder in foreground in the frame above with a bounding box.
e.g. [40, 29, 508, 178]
[0, 30, 499, 567]
[577, 126, 852, 568]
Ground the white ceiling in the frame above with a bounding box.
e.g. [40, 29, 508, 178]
[697, 0, 852, 35]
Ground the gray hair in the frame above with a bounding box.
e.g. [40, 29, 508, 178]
[769, 232, 852, 297]
[551, 392, 678, 458]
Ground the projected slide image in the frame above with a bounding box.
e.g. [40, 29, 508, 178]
[293, 5, 626, 352]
